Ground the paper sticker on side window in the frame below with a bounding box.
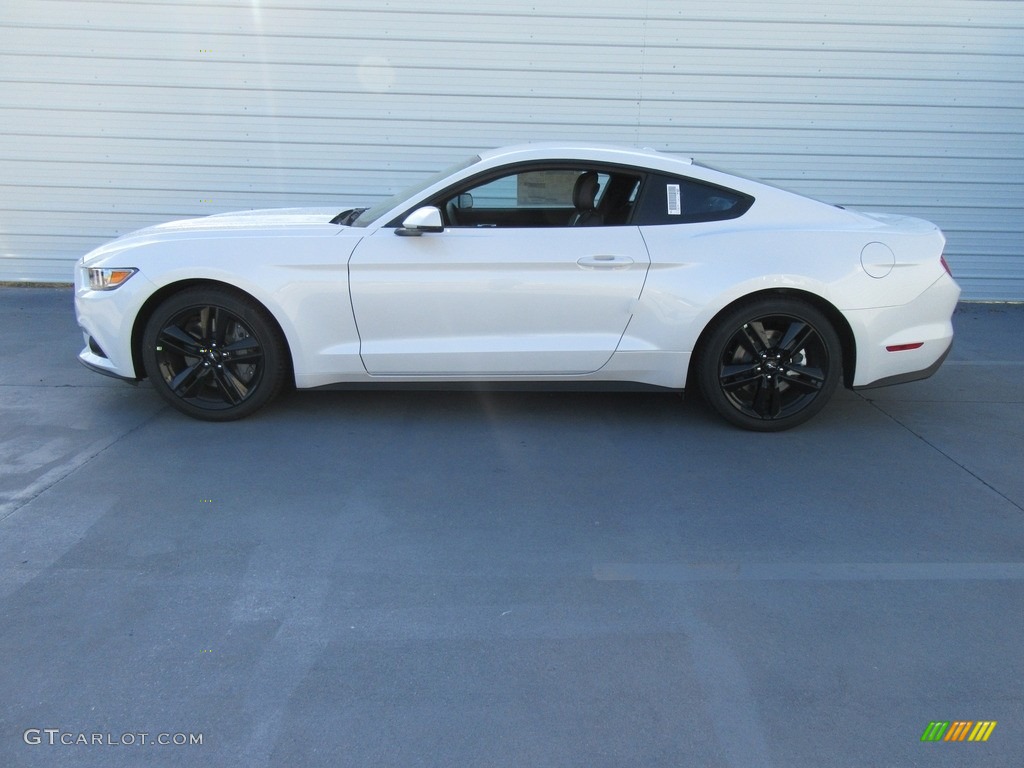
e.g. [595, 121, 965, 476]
[666, 184, 681, 215]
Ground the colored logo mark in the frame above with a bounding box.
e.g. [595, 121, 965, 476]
[921, 721, 996, 742]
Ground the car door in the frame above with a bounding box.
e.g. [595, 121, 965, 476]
[348, 168, 650, 376]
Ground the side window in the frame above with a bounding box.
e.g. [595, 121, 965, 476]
[438, 168, 638, 228]
[469, 170, 600, 210]
[633, 174, 753, 225]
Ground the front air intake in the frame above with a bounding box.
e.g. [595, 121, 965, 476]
[87, 336, 108, 359]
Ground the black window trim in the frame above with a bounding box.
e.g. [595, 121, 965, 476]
[631, 172, 755, 226]
[385, 160, 646, 228]
[384, 160, 754, 228]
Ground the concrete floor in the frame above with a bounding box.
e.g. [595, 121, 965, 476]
[1, 287, 1022, 767]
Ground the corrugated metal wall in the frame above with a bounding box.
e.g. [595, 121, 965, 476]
[2, 0, 1022, 299]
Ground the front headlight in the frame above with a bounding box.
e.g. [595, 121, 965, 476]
[87, 267, 138, 291]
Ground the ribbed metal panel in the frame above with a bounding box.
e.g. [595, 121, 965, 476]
[1, 0, 1021, 299]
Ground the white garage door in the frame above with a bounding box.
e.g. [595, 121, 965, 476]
[1, 0, 1022, 299]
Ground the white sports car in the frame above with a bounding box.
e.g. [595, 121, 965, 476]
[75, 143, 959, 430]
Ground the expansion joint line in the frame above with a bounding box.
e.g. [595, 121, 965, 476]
[0, 405, 169, 522]
[860, 394, 1024, 515]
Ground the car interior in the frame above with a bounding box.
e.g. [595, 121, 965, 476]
[438, 168, 642, 228]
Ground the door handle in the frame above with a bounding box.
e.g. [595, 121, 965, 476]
[577, 255, 635, 268]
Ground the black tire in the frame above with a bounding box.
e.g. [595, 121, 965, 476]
[695, 297, 841, 431]
[141, 287, 288, 421]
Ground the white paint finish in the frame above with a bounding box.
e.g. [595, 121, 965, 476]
[841, 275, 960, 386]
[860, 243, 895, 279]
[2, 0, 1021, 298]
[350, 225, 650, 375]
[75, 208, 363, 380]
[73, 144, 959, 415]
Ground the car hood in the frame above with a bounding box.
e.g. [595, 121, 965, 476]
[141, 207, 349, 235]
[79, 207, 359, 265]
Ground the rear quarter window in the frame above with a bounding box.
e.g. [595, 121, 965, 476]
[633, 173, 753, 225]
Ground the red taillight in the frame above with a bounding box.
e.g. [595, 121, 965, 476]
[940, 255, 953, 276]
[886, 342, 925, 352]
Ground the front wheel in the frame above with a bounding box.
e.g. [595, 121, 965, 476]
[695, 298, 842, 431]
[141, 287, 288, 421]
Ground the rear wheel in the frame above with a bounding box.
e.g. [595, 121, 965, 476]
[141, 287, 287, 421]
[696, 298, 841, 431]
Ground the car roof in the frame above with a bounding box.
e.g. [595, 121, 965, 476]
[476, 143, 695, 171]
[465, 143, 860, 226]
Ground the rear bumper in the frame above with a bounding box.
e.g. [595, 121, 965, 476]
[854, 339, 951, 389]
[846, 272, 960, 388]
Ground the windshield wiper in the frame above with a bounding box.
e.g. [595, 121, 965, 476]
[330, 207, 367, 226]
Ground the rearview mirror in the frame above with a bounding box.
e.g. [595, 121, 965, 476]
[396, 206, 444, 236]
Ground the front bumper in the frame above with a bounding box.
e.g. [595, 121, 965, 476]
[77, 323, 139, 382]
[77, 341, 140, 383]
[74, 263, 154, 381]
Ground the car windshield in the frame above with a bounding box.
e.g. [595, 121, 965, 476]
[350, 155, 481, 227]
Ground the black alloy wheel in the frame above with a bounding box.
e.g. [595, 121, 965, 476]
[696, 298, 841, 431]
[141, 287, 287, 421]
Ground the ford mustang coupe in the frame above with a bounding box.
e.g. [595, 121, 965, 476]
[75, 143, 959, 430]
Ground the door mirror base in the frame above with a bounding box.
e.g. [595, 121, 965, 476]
[396, 206, 444, 236]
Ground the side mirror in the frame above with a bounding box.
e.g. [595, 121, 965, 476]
[396, 206, 444, 236]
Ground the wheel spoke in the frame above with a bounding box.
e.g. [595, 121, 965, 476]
[212, 366, 248, 404]
[196, 307, 211, 340]
[737, 323, 769, 356]
[720, 362, 762, 391]
[222, 336, 263, 363]
[778, 320, 815, 356]
[751, 378, 769, 417]
[169, 361, 208, 397]
[212, 307, 230, 345]
[158, 324, 202, 355]
[750, 377, 783, 418]
[781, 364, 825, 392]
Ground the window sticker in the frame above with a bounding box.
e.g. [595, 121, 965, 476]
[666, 184, 681, 215]
[517, 170, 579, 206]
